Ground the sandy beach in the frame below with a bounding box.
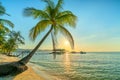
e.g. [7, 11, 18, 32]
[0, 54, 45, 80]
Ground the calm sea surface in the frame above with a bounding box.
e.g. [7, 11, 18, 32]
[27, 51, 120, 80]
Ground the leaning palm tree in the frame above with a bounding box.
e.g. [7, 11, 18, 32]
[0, 0, 77, 76]
[20, 0, 77, 64]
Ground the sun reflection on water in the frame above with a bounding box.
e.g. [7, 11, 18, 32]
[63, 53, 71, 73]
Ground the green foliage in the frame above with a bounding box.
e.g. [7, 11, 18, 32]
[29, 20, 52, 40]
[0, 2, 24, 55]
[24, 7, 49, 19]
[0, 29, 6, 50]
[24, 0, 77, 49]
[0, 19, 14, 28]
[1, 31, 25, 55]
[0, 2, 14, 33]
[0, 2, 6, 16]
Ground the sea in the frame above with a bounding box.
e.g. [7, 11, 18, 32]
[1, 51, 120, 80]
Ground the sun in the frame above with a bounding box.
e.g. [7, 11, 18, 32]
[58, 38, 71, 51]
[64, 40, 69, 45]
[63, 40, 71, 51]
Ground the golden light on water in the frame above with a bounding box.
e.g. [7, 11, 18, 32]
[63, 53, 71, 72]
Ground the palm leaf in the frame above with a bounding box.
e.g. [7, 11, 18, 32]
[0, 3, 10, 16]
[55, 0, 63, 14]
[24, 7, 49, 19]
[0, 25, 10, 32]
[43, 0, 59, 18]
[17, 31, 24, 40]
[0, 19, 14, 28]
[58, 25, 74, 49]
[56, 11, 77, 27]
[2, 26, 10, 32]
[29, 20, 51, 40]
[0, 3, 5, 16]
[42, 0, 55, 9]
[56, 11, 73, 18]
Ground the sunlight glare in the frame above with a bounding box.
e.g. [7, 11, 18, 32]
[64, 40, 69, 45]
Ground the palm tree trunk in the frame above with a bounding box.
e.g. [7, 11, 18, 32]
[0, 27, 53, 76]
[51, 32, 56, 51]
[19, 27, 53, 64]
[51, 32, 57, 59]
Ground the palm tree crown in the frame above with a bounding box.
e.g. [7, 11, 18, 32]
[24, 0, 77, 49]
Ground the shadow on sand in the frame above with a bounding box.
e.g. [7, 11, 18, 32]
[0, 61, 28, 80]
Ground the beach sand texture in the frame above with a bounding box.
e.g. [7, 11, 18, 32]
[0, 54, 45, 80]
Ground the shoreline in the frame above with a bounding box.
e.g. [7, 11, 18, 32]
[29, 62, 64, 80]
[0, 54, 45, 80]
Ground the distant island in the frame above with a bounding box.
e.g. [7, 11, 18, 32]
[71, 51, 86, 54]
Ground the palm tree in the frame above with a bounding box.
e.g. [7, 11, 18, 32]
[1, 31, 25, 55]
[20, 0, 77, 64]
[0, 0, 77, 76]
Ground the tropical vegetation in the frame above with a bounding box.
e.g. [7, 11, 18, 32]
[0, 3, 24, 55]
[24, 0, 77, 50]
[1, 31, 25, 55]
[19, 0, 77, 64]
[0, 0, 77, 76]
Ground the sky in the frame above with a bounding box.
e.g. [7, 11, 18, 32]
[1, 0, 120, 52]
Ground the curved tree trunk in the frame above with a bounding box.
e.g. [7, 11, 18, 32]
[0, 27, 53, 76]
[19, 26, 53, 64]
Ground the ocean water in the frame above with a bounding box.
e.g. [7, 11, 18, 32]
[1, 51, 120, 80]
[28, 52, 120, 80]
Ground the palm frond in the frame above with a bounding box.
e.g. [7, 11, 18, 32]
[56, 11, 77, 27]
[58, 25, 74, 49]
[0, 3, 10, 16]
[24, 7, 49, 19]
[0, 3, 5, 16]
[56, 11, 73, 18]
[17, 38, 25, 44]
[17, 31, 25, 40]
[0, 19, 14, 28]
[44, 6, 51, 17]
[42, 0, 55, 9]
[43, 0, 58, 18]
[0, 25, 10, 32]
[2, 26, 10, 32]
[45, 4, 58, 19]
[55, 0, 63, 14]
[29, 20, 51, 40]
